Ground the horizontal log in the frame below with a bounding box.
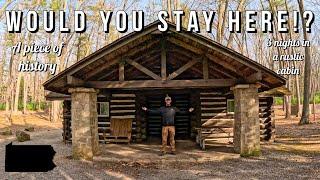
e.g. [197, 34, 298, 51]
[200, 135, 234, 139]
[260, 122, 272, 129]
[201, 107, 227, 110]
[112, 94, 136, 97]
[110, 109, 136, 113]
[110, 104, 135, 108]
[111, 115, 135, 119]
[201, 102, 227, 105]
[86, 79, 236, 89]
[200, 97, 226, 100]
[98, 122, 110, 125]
[201, 119, 234, 128]
[110, 99, 135, 103]
[260, 128, 274, 135]
[201, 112, 227, 117]
[200, 92, 222, 95]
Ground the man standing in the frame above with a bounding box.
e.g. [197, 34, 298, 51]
[142, 94, 194, 155]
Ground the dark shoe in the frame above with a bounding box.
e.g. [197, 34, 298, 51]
[159, 151, 166, 156]
[170, 151, 176, 155]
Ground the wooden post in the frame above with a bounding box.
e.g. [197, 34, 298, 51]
[161, 38, 167, 81]
[119, 62, 125, 81]
[203, 58, 209, 80]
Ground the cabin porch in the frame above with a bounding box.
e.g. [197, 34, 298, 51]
[44, 21, 285, 160]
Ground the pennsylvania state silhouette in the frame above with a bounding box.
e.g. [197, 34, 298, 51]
[5, 142, 56, 172]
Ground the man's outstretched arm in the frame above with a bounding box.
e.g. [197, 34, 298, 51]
[142, 106, 162, 114]
[173, 107, 194, 113]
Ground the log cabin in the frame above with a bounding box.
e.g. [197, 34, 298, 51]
[44, 20, 286, 160]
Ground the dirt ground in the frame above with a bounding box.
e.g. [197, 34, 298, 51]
[0, 111, 320, 179]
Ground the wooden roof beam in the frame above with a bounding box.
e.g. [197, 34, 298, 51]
[209, 64, 238, 79]
[246, 71, 262, 83]
[119, 62, 125, 81]
[206, 53, 245, 77]
[83, 58, 119, 80]
[86, 79, 236, 89]
[167, 59, 199, 80]
[167, 37, 203, 55]
[67, 75, 85, 87]
[168, 54, 204, 78]
[177, 32, 260, 71]
[126, 59, 161, 80]
[97, 54, 160, 81]
[83, 39, 160, 80]
[161, 38, 167, 81]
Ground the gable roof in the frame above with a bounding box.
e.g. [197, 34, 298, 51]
[43, 20, 286, 94]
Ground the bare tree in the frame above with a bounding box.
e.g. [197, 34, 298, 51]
[298, 0, 311, 124]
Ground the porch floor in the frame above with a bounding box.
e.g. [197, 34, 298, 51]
[95, 140, 239, 163]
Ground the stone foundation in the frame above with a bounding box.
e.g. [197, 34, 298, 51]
[232, 84, 260, 156]
[69, 88, 99, 160]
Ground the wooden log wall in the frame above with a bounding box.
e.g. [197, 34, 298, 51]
[199, 91, 275, 142]
[200, 91, 229, 123]
[135, 92, 147, 142]
[190, 90, 201, 139]
[199, 91, 233, 141]
[109, 93, 136, 141]
[146, 94, 191, 139]
[259, 96, 275, 142]
[62, 93, 138, 143]
[62, 100, 72, 143]
[97, 96, 110, 142]
[62, 91, 274, 143]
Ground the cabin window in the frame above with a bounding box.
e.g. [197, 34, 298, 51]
[227, 99, 235, 114]
[98, 102, 109, 117]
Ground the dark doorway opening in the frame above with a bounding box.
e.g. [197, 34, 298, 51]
[146, 93, 191, 140]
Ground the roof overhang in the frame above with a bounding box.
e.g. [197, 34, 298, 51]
[43, 20, 286, 94]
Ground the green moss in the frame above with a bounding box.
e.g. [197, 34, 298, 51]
[240, 149, 261, 157]
[0, 103, 5, 110]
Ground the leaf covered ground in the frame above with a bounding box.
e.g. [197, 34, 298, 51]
[0, 111, 319, 179]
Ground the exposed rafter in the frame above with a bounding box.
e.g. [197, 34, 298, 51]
[83, 58, 119, 80]
[167, 59, 199, 80]
[126, 59, 161, 80]
[167, 37, 203, 55]
[83, 39, 160, 80]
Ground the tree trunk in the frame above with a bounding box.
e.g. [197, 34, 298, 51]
[51, 100, 61, 122]
[14, 73, 22, 112]
[23, 75, 28, 114]
[298, 0, 311, 124]
[227, 0, 246, 48]
[285, 95, 291, 119]
[216, 0, 228, 43]
[294, 63, 301, 117]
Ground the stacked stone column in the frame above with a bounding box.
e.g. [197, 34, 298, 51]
[232, 84, 260, 156]
[68, 88, 99, 160]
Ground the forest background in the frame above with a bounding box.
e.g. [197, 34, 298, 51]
[0, 0, 319, 124]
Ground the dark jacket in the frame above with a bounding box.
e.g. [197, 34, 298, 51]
[147, 106, 188, 126]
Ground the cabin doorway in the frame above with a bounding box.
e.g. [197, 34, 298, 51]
[146, 93, 191, 140]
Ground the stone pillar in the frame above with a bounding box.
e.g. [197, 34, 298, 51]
[68, 88, 99, 160]
[232, 84, 260, 156]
